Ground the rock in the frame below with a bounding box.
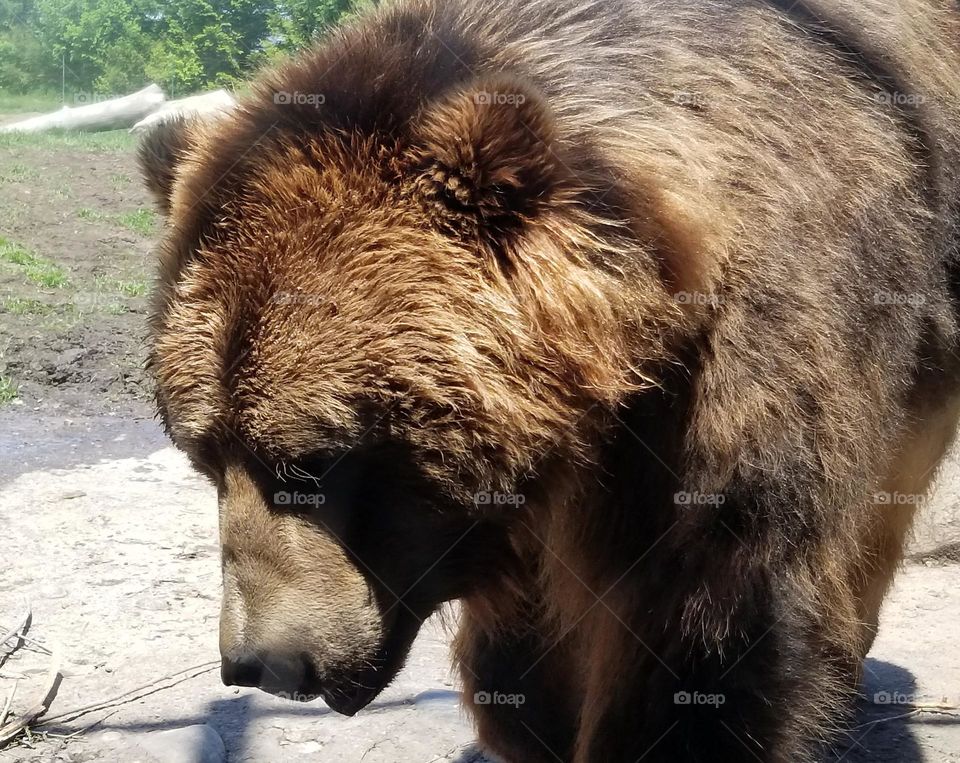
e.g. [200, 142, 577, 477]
[134, 724, 226, 763]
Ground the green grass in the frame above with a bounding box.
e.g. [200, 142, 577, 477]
[78, 207, 157, 236]
[110, 173, 132, 189]
[0, 129, 136, 153]
[0, 375, 17, 405]
[2, 297, 55, 315]
[77, 207, 107, 222]
[0, 92, 61, 114]
[85, 275, 148, 310]
[115, 278, 148, 297]
[0, 162, 40, 183]
[116, 208, 156, 235]
[0, 237, 69, 288]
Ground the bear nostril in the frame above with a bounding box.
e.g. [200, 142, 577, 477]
[221, 654, 265, 688]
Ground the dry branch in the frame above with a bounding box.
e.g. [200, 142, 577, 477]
[39, 661, 218, 727]
[0, 601, 32, 666]
[0, 680, 17, 728]
[0, 641, 62, 747]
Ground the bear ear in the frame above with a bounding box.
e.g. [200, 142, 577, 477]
[404, 75, 560, 247]
[138, 116, 197, 214]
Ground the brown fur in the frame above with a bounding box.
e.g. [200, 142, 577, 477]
[142, 0, 960, 760]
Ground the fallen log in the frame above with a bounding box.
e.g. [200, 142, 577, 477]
[0, 84, 165, 134]
[130, 89, 236, 132]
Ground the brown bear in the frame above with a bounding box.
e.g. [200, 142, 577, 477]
[141, 0, 960, 760]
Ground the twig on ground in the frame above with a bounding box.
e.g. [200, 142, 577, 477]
[38, 660, 219, 727]
[45, 709, 121, 740]
[0, 630, 51, 656]
[0, 601, 32, 666]
[0, 640, 62, 747]
[0, 680, 18, 727]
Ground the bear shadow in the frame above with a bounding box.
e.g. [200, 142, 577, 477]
[445, 661, 934, 763]
[825, 659, 926, 762]
[82, 661, 936, 761]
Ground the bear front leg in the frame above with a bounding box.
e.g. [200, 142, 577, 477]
[571, 585, 854, 763]
[455, 604, 580, 763]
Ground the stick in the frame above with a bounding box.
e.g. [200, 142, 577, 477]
[44, 709, 120, 740]
[0, 602, 32, 665]
[0, 680, 17, 727]
[38, 661, 218, 727]
[0, 630, 51, 656]
[0, 641, 62, 748]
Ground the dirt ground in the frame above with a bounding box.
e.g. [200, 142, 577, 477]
[0, 125, 958, 762]
[0, 129, 155, 419]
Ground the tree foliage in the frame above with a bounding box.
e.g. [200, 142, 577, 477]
[0, 0, 362, 96]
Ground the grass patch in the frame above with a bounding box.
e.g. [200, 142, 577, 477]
[0, 237, 69, 288]
[77, 207, 107, 222]
[117, 208, 157, 236]
[0, 162, 40, 183]
[115, 278, 148, 297]
[0, 129, 136, 153]
[0, 92, 61, 114]
[84, 276, 148, 310]
[2, 297, 55, 315]
[0, 375, 17, 405]
[110, 173, 132, 189]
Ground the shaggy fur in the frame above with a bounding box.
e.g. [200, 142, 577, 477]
[142, 0, 960, 760]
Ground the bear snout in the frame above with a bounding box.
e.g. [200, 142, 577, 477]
[220, 646, 321, 702]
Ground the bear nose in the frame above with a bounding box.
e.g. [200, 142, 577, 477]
[220, 649, 314, 695]
[221, 653, 264, 688]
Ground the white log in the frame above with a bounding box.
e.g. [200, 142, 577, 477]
[0, 84, 165, 134]
[130, 89, 236, 133]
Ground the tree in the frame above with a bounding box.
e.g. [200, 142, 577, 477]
[0, 0, 361, 97]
